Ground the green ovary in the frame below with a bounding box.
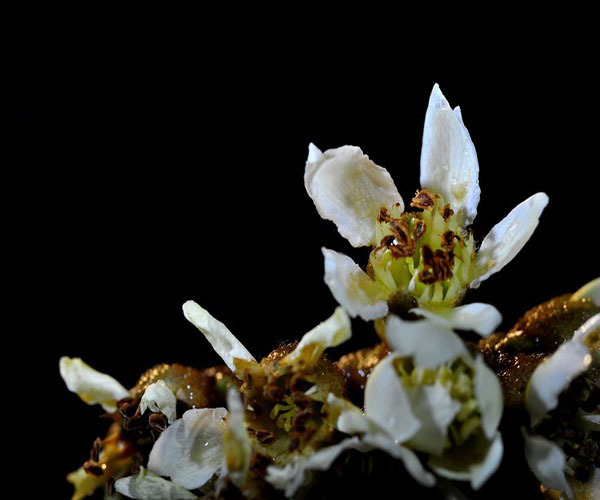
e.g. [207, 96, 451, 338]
[369, 192, 476, 308]
[395, 357, 481, 448]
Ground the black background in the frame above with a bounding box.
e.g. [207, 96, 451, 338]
[12, 33, 600, 498]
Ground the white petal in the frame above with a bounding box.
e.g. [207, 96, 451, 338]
[266, 437, 368, 498]
[385, 315, 468, 368]
[148, 408, 228, 490]
[471, 192, 549, 288]
[525, 314, 598, 426]
[223, 388, 252, 488]
[115, 467, 198, 500]
[182, 301, 256, 373]
[570, 277, 600, 306]
[571, 466, 600, 500]
[430, 433, 504, 490]
[364, 354, 421, 443]
[523, 431, 572, 497]
[411, 303, 502, 337]
[140, 380, 177, 424]
[59, 357, 129, 413]
[326, 393, 372, 435]
[322, 248, 389, 321]
[361, 433, 436, 487]
[474, 355, 504, 439]
[420, 84, 480, 227]
[406, 383, 461, 456]
[305, 144, 404, 247]
[283, 307, 351, 368]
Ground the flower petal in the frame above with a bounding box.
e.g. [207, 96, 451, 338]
[322, 248, 389, 321]
[364, 354, 421, 443]
[570, 277, 600, 306]
[361, 433, 436, 487]
[430, 433, 504, 490]
[266, 437, 368, 498]
[148, 408, 228, 490]
[420, 84, 481, 227]
[525, 314, 599, 426]
[522, 431, 572, 497]
[406, 383, 461, 456]
[326, 393, 373, 435]
[140, 380, 177, 424]
[282, 307, 351, 368]
[182, 300, 256, 373]
[305, 144, 404, 247]
[411, 303, 502, 337]
[385, 315, 468, 368]
[115, 467, 198, 500]
[474, 355, 504, 439]
[59, 357, 129, 413]
[223, 388, 252, 488]
[471, 192, 549, 288]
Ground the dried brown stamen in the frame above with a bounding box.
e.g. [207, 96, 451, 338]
[441, 230, 456, 252]
[377, 207, 392, 223]
[441, 203, 454, 222]
[149, 413, 168, 433]
[418, 245, 455, 283]
[411, 189, 436, 210]
[291, 391, 313, 410]
[412, 219, 426, 241]
[248, 428, 275, 444]
[263, 384, 285, 402]
[90, 437, 102, 462]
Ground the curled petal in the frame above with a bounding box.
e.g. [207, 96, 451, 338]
[59, 357, 129, 412]
[361, 433, 436, 487]
[282, 307, 351, 368]
[223, 388, 252, 488]
[474, 355, 504, 439]
[322, 248, 389, 321]
[385, 315, 468, 368]
[140, 380, 177, 424]
[430, 433, 504, 490]
[570, 277, 600, 306]
[411, 303, 502, 337]
[364, 355, 421, 443]
[420, 84, 480, 227]
[305, 144, 404, 247]
[266, 437, 369, 498]
[522, 431, 572, 497]
[148, 408, 228, 490]
[526, 314, 599, 425]
[406, 383, 461, 456]
[115, 467, 198, 500]
[471, 192, 549, 288]
[326, 393, 372, 435]
[182, 301, 256, 373]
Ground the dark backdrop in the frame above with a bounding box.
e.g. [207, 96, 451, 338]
[13, 42, 599, 498]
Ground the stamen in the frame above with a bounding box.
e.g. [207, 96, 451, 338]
[410, 189, 436, 210]
[441, 204, 454, 222]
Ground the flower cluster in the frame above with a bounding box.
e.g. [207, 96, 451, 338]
[60, 86, 599, 500]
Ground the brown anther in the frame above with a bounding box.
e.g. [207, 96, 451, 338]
[418, 268, 437, 284]
[122, 414, 144, 432]
[263, 384, 285, 402]
[248, 428, 275, 444]
[421, 245, 435, 268]
[585, 438, 598, 459]
[410, 189, 436, 210]
[441, 231, 456, 252]
[291, 409, 313, 432]
[290, 374, 312, 393]
[118, 400, 138, 419]
[389, 221, 411, 246]
[90, 437, 102, 462]
[83, 460, 104, 477]
[149, 413, 168, 433]
[291, 391, 313, 409]
[418, 246, 455, 283]
[441, 204, 454, 222]
[377, 207, 392, 223]
[412, 219, 426, 241]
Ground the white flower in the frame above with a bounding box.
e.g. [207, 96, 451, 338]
[139, 379, 178, 424]
[59, 356, 130, 412]
[307, 84, 548, 329]
[147, 407, 229, 490]
[115, 467, 198, 500]
[523, 313, 600, 498]
[223, 387, 252, 488]
[328, 315, 504, 490]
